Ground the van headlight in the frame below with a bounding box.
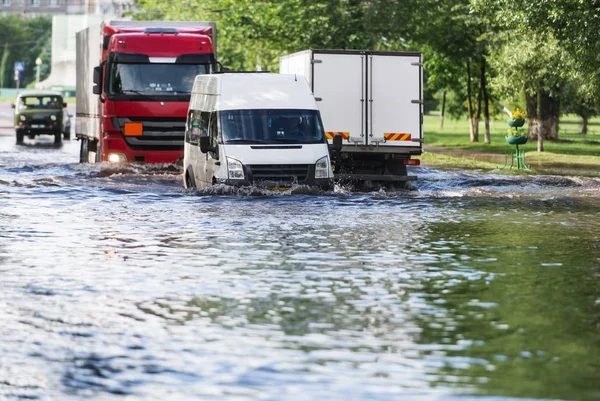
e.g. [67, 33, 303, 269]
[227, 157, 245, 180]
[315, 156, 330, 178]
[19, 115, 26, 121]
[50, 115, 57, 121]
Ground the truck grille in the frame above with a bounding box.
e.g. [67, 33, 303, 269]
[247, 164, 310, 183]
[117, 117, 186, 150]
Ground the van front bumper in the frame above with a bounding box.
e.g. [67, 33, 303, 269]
[218, 177, 333, 191]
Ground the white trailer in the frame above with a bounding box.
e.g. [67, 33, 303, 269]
[75, 22, 101, 159]
[280, 49, 423, 188]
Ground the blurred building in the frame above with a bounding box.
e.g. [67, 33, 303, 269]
[0, 0, 137, 90]
[0, 0, 134, 17]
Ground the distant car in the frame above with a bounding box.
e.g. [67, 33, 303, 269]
[12, 90, 67, 144]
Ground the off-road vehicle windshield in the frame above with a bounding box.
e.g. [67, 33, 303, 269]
[17, 96, 62, 111]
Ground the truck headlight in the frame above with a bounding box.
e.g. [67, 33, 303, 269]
[108, 153, 127, 163]
[50, 115, 57, 121]
[19, 115, 26, 121]
[227, 157, 245, 180]
[315, 156, 330, 178]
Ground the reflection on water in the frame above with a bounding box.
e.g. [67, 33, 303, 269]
[0, 138, 599, 401]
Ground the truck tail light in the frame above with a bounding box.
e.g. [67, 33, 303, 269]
[403, 159, 420, 166]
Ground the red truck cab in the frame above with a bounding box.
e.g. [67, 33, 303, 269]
[77, 21, 216, 164]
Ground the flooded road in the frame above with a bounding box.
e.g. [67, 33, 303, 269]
[1, 129, 599, 401]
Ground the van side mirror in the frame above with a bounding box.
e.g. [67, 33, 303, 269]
[92, 65, 102, 95]
[63, 102, 67, 108]
[332, 133, 343, 151]
[199, 136, 213, 153]
[329, 133, 343, 164]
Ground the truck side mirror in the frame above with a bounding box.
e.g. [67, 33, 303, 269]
[199, 136, 211, 153]
[217, 61, 231, 73]
[92, 65, 102, 95]
[332, 133, 343, 151]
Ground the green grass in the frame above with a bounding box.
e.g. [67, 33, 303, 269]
[421, 152, 501, 170]
[424, 116, 600, 159]
[421, 115, 600, 176]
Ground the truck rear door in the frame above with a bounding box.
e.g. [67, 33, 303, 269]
[368, 53, 422, 150]
[311, 52, 365, 145]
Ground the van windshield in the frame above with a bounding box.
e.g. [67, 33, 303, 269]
[219, 109, 325, 145]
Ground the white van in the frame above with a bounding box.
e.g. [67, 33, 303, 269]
[182, 73, 333, 190]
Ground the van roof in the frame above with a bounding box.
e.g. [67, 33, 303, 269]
[190, 73, 318, 111]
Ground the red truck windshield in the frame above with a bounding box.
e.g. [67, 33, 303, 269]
[108, 63, 209, 99]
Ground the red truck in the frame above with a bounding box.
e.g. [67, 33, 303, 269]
[75, 21, 217, 163]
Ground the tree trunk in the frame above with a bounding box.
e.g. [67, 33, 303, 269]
[542, 95, 559, 140]
[440, 90, 446, 129]
[581, 115, 588, 135]
[526, 92, 537, 141]
[474, 66, 483, 143]
[526, 91, 559, 143]
[481, 58, 491, 144]
[537, 91, 544, 152]
[466, 59, 478, 142]
[0, 44, 10, 88]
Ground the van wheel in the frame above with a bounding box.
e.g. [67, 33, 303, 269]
[16, 130, 24, 144]
[54, 132, 62, 145]
[185, 169, 196, 189]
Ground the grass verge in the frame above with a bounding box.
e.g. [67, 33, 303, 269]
[424, 115, 600, 175]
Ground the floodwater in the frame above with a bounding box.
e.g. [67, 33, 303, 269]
[1, 132, 599, 401]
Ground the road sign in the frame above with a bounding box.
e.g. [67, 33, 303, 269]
[14, 62, 24, 72]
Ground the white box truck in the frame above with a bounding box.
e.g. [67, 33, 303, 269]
[280, 49, 423, 188]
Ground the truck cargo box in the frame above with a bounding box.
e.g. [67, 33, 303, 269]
[280, 49, 423, 156]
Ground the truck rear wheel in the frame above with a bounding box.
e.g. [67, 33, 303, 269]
[79, 138, 89, 163]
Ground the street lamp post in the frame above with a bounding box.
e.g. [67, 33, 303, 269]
[35, 57, 42, 88]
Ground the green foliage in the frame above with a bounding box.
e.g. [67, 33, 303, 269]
[472, 0, 600, 75]
[0, 16, 52, 88]
[506, 127, 526, 137]
[133, 0, 406, 72]
[132, 0, 600, 129]
[472, 0, 600, 114]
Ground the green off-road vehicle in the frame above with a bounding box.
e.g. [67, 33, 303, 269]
[13, 90, 69, 144]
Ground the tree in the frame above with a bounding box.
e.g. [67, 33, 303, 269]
[0, 16, 51, 89]
[487, 32, 572, 151]
[405, 0, 496, 143]
[472, 0, 600, 150]
[133, 0, 392, 71]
